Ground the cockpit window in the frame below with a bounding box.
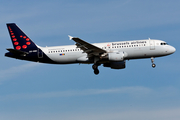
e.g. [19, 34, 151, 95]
[161, 43, 168, 45]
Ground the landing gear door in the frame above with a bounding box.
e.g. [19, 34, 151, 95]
[149, 40, 155, 50]
[38, 48, 43, 58]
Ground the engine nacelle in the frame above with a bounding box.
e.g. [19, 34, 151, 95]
[103, 61, 126, 69]
[108, 52, 124, 61]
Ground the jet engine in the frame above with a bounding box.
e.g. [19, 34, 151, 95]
[108, 52, 124, 61]
[103, 61, 126, 69]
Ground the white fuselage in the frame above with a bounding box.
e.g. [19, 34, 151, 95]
[39, 39, 176, 64]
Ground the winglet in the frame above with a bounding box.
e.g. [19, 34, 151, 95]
[68, 35, 73, 40]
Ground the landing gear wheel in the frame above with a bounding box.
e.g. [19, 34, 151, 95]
[152, 63, 156, 68]
[151, 57, 156, 68]
[94, 69, 99, 75]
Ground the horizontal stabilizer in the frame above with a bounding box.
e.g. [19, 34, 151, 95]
[6, 48, 28, 56]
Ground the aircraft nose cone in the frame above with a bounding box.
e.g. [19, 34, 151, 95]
[171, 46, 176, 53]
[169, 46, 176, 54]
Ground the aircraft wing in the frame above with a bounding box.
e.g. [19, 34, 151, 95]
[69, 35, 106, 57]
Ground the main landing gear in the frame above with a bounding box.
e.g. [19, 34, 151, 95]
[92, 64, 100, 75]
[151, 57, 156, 68]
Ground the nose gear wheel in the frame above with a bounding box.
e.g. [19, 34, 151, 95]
[151, 57, 156, 68]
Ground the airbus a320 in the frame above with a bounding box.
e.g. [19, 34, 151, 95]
[5, 23, 176, 75]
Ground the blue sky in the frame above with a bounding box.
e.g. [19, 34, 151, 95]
[0, 0, 180, 120]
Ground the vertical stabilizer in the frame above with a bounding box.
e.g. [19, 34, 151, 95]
[7, 23, 38, 52]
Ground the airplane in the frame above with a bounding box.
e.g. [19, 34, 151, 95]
[5, 23, 176, 75]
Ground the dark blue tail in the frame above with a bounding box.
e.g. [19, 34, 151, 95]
[5, 23, 55, 64]
[7, 23, 38, 52]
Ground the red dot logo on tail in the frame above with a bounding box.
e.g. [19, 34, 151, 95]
[22, 45, 27, 49]
[13, 38, 17, 41]
[26, 42, 31, 45]
[14, 42, 19, 45]
[16, 46, 21, 50]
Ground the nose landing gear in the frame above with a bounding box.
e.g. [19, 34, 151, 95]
[151, 57, 156, 68]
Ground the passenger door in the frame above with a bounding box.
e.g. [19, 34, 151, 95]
[149, 40, 155, 50]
